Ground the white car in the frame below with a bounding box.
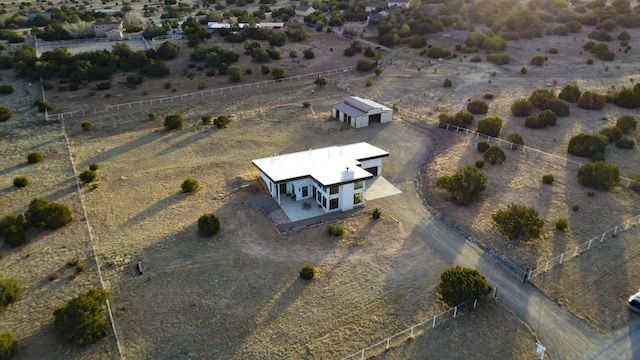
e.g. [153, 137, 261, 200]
[627, 290, 640, 313]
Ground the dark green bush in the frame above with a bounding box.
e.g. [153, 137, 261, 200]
[588, 29, 612, 42]
[529, 89, 556, 108]
[13, 176, 30, 188]
[476, 117, 502, 137]
[538, 109, 557, 127]
[475, 159, 485, 168]
[95, 81, 111, 90]
[79, 170, 97, 183]
[443, 78, 452, 88]
[202, 114, 213, 125]
[548, 48, 558, 54]
[436, 165, 487, 206]
[615, 138, 635, 149]
[0, 331, 18, 360]
[577, 91, 606, 110]
[372, 208, 382, 219]
[506, 133, 524, 148]
[438, 111, 474, 128]
[559, 84, 581, 103]
[439, 266, 492, 306]
[525, 115, 546, 129]
[27, 152, 43, 163]
[260, 64, 270, 74]
[577, 161, 620, 190]
[477, 141, 490, 153]
[541, 98, 570, 117]
[0, 106, 11, 122]
[198, 213, 220, 237]
[599, 126, 622, 142]
[89, 163, 99, 171]
[467, 100, 488, 114]
[470, 56, 482, 62]
[0, 277, 22, 312]
[511, 98, 533, 116]
[492, 203, 544, 241]
[542, 174, 555, 184]
[148, 113, 157, 121]
[555, 218, 568, 231]
[81, 122, 93, 131]
[612, 86, 640, 109]
[356, 59, 376, 71]
[327, 223, 344, 237]
[486, 53, 510, 65]
[53, 288, 110, 345]
[520, 66, 527, 74]
[34, 100, 51, 112]
[483, 145, 506, 165]
[427, 46, 451, 59]
[299, 265, 317, 280]
[164, 113, 184, 130]
[25, 198, 72, 229]
[530, 55, 545, 66]
[567, 133, 608, 158]
[616, 115, 637, 133]
[214, 115, 231, 129]
[0, 84, 14, 94]
[181, 177, 200, 194]
[0, 214, 26, 248]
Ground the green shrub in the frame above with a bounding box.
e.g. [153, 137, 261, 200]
[299, 265, 317, 280]
[492, 203, 544, 241]
[198, 213, 220, 237]
[577, 161, 620, 190]
[506, 133, 524, 148]
[548, 48, 558, 54]
[34, 100, 51, 112]
[467, 100, 488, 114]
[89, 163, 99, 171]
[0, 331, 18, 360]
[529, 89, 556, 108]
[164, 113, 184, 130]
[148, 113, 157, 121]
[586, 58, 594, 65]
[327, 223, 344, 237]
[0, 106, 11, 122]
[538, 109, 557, 127]
[356, 59, 377, 71]
[541, 98, 570, 117]
[615, 138, 635, 149]
[214, 115, 231, 129]
[530, 55, 545, 66]
[53, 288, 110, 345]
[79, 170, 97, 183]
[486, 53, 510, 65]
[181, 177, 200, 194]
[76, 262, 85, 273]
[588, 29, 612, 42]
[616, 115, 637, 133]
[476, 117, 502, 137]
[126, 75, 143, 85]
[483, 93, 494, 100]
[612, 86, 640, 109]
[372, 208, 382, 219]
[95, 81, 111, 90]
[567, 133, 608, 158]
[577, 91, 606, 110]
[261, 64, 270, 74]
[477, 141, 491, 153]
[13, 176, 30, 188]
[436, 165, 488, 206]
[555, 218, 568, 231]
[303, 101, 311, 108]
[0, 214, 27, 248]
[443, 78, 452, 87]
[27, 152, 43, 163]
[511, 98, 533, 117]
[631, 171, 640, 192]
[439, 266, 492, 306]
[81, 122, 93, 131]
[599, 126, 622, 143]
[427, 46, 451, 59]
[0, 277, 22, 312]
[470, 56, 482, 62]
[201, 114, 213, 125]
[438, 111, 474, 128]
[542, 174, 555, 184]
[475, 159, 485, 168]
[572, 203, 580, 211]
[559, 84, 581, 103]
[343, 47, 355, 56]
[271, 67, 285, 79]
[525, 115, 546, 129]
[365, 80, 372, 87]
[0, 85, 14, 94]
[520, 66, 527, 74]
[25, 198, 72, 229]
[483, 145, 506, 165]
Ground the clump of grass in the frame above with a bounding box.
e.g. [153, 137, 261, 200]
[327, 223, 344, 237]
[571, 203, 579, 211]
[372, 208, 382, 219]
[555, 218, 568, 231]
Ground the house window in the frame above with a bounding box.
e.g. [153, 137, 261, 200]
[302, 186, 308, 197]
[322, 196, 327, 208]
[354, 193, 363, 204]
[330, 198, 339, 210]
[354, 181, 364, 189]
[329, 185, 339, 195]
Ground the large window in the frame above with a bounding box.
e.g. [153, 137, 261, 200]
[302, 186, 308, 197]
[330, 198, 339, 210]
[354, 193, 362, 204]
[354, 181, 364, 190]
[329, 184, 339, 195]
[322, 196, 327, 208]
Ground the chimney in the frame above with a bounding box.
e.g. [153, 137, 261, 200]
[341, 166, 354, 181]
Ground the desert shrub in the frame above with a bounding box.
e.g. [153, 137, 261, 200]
[476, 117, 502, 137]
[443, 78, 452, 88]
[436, 165, 487, 206]
[577, 161, 620, 190]
[126, 75, 143, 85]
[227, 65, 243, 82]
[356, 59, 376, 71]
[148, 113, 157, 121]
[79, 170, 97, 183]
[214, 115, 231, 129]
[81, 122, 93, 131]
[198, 213, 220, 237]
[0, 85, 14, 94]
[483, 145, 506, 165]
[34, 100, 51, 112]
[631, 171, 640, 192]
[0, 277, 22, 312]
[303, 100, 311, 107]
[467, 100, 488, 114]
[89, 163, 99, 171]
[572, 203, 579, 211]
[372, 208, 382, 219]
[577, 91, 606, 109]
[529, 89, 556, 108]
[548, 48, 558, 54]
[542, 174, 555, 184]
[314, 77, 327, 87]
[438, 111, 474, 128]
[202, 114, 213, 125]
[477, 141, 491, 153]
[13, 176, 30, 187]
[26, 152, 44, 165]
[343, 47, 355, 56]
[299, 265, 317, 280]
[164, 113, 184, 130]
[0, 106, 11, 122]
[0, 331, 18, 360]
[409, 35, 427, 48]
[588, 29, 612, 42]
[260, 64, 270, 74]
[567, 133, 608, 158]
[25, 198, 72, 229]
[538, 109, 557, 127]
[506, 133, 524, 148]
[520, 66, 527, 74]
[615, 138, 635, 149]
[612, 86, 640, 109]
[541, 98, 570, 117]
[95, 81, 110, 90]
[555, 218, 568, 231]
[303, 48, 314, 59]
[475, 159, 485, 168]
[271, 67, 285, 79]
[470, 56, 482, 62]
[427, 46, 451, 59]
[483, 93, 494, 100]
[599, 126, 623, 142]
[53, 288, 110, 345]
[0, 214, 26, 248]
[181, 177, 200, 194]
[559, 84, 581, 102]
[511, 98, 533, 116]
[530, 55, 545, 66]
[525, 115, 546, 129]
[586, 58, 594, 65]
[566, 20, 582, 32]
[375, 68, 382, 77]
[439, 266, 492, 306]
[327, 223, 344, 237]
[486, 53, 510, 65]
[618, 31, 631, 41]
[365, 80, 372, 87]
[492, 203, 544, 241]
[616, 115, 637, 133]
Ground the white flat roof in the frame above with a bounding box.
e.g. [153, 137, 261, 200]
[252, 142, 389, 186]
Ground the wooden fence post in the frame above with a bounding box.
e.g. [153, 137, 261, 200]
[559, 253, 564, 264]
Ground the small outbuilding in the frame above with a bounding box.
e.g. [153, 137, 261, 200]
[332, 96, 393, 128]
[295, 5, 315, 17]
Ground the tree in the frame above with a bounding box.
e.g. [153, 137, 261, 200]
[181, 177, 200, 194]
[302, 48, 315, 59]
[559, 84, 581, 103]
[156, 41, 180, 60]
[599, 126, 622, 143]
[79, 170, 97, 184]
[0, 214, 26, 247]
[476, 117, 502, 137]
[506, 133, 524, 148]
[577, 91, 606, 110]
[53, 288, 110, 345]
[0, 332, 18, 360]
[567, 133, 608, 158]
[314, 77, 327, 87]
[427, 46, 451, 59]
[25, 198, 72, 229]
[164, 113, 184, 130]
[356, 59, 376, 71]
[616, 115, 637, 133]
[467, 100, 488, 114]
[0, 277, 22, 312]
[227, 65, 243, 82]
[436, 165, 488, 206]
[529, 89, 555, 108]
[483, 145, 506, 165]
[537, 109, 557, 127]
[492, 203, 544, 241]
[439, 266, 492, 306]
[541, 98, 570, 117]
[0, 106, 11, 122]
[577, 161, 620, 190]
[198, 213, 220, 236]
[271, 67, 285, 79]
[511, 98, 533, 116]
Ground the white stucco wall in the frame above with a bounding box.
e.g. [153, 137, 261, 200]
[359, 158, 383, 175]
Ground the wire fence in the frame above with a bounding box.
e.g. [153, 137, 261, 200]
[527, 214, 640, 280]
[341, 294, 495, 360]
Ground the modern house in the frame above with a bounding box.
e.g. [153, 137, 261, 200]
[252, 142, 389, 213]
[332, 96, 393, 128]
[365, 2, 387, 12]
[387, 0, 410, 7]
[94, 20, 124, 38]
[207, 22, 284, 33]
[295, 5, 315, 17]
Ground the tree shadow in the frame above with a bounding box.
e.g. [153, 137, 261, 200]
[0, 162, 29, 176]
[120, 192, 184, 229]
[0, 186, 19, 197]
[84, 130, 167, 165]
[155, 129, 210, 157]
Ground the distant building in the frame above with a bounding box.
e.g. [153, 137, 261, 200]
[26, 12, 52, 20]
[387, 0, 410, 8]
[207, 22, 284, 33]
[295, 5, 315, 17]
[332, 96, 393, 128]
[94, 20, 124, 38]
[365, 2, 387, 12]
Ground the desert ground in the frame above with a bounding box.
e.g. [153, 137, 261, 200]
[1, 15, 640, 360]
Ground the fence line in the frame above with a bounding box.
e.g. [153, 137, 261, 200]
[527, 214, 640, 280]
[341, 296, 491, 360]
[389, 105, 639, 188]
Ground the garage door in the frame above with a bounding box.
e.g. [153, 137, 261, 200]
[364, 166, 378, 176]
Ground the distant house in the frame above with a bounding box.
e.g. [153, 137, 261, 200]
[387, 0, 410, 8]
[94, 20, 124, 38]
[332, 96, 393, 128]
[365, 2, 387, 12]
[252, 142, 389, 213]
[295, 5, 315, 17]
[368, 12, 383, 22]
[207, 22, 284, 33]
[26, 12, 51, 20]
